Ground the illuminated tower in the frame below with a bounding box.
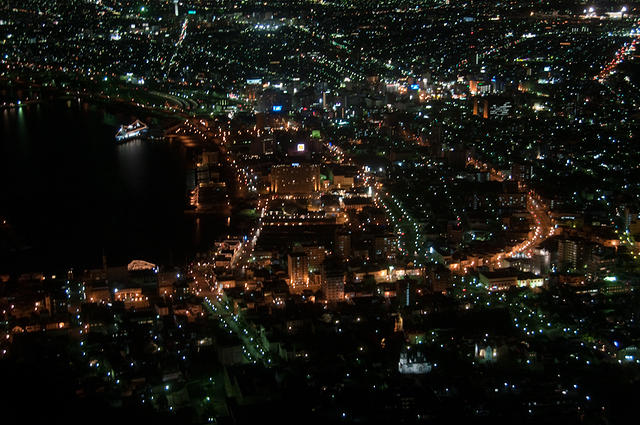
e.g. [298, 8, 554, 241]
[173, 0, 178, 16]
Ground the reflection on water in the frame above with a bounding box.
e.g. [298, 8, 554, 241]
[117, 139, 150, 193]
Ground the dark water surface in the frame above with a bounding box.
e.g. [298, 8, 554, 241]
[0, 96, 226, 272]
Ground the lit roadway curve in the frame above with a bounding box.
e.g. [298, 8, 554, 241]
[381, 129, 553, 272]
[466, 157, 555, 269]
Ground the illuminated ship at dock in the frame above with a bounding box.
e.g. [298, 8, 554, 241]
[115, 119, 148, 142]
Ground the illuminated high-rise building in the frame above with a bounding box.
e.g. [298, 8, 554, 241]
[321, 257, 345, 303]
[288, 252, 309, 294]
[335, 231, 351, 257]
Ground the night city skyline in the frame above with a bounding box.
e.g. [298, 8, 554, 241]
[2, 1, 640, 424]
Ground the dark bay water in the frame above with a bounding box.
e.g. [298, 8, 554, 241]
[0, 96, 226, 272]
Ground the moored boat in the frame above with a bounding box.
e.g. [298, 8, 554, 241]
[115, 119, 148, 142]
